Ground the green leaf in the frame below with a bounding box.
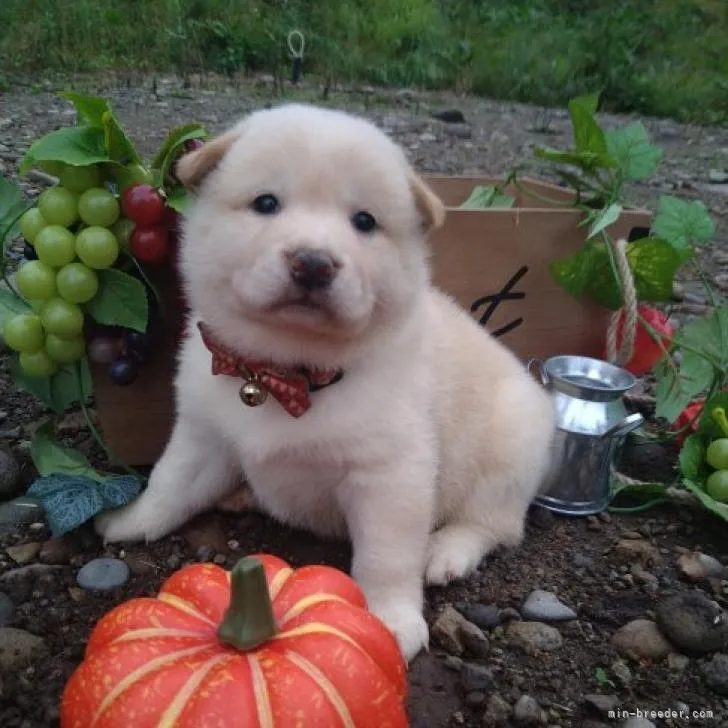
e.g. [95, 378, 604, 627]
[651, 195, 715, 258]
[628, 238, 682, 303]
[679, 304, 728, 371]
[30, 421, 106, 482]
[10, 358, 92, 414]
[165, 186, 192, 215]
[682, 478, 728, 523]
[605, 122, 662, 181]
[0, 176, 26, 239]
[102, 109, 142, 165]
[679, 433, 706, 481]
[549, 244, 598, 301]
[568, 93, 607, 156]
[85, 269, 148, 333]
[587, 203, 622, 239]
[534, 147, 612, 173]
[551, 237, 682, 311]
[20, 126, 111, 174]
[26, 472, 142, 537]
[59, 91, 110, 127]
[26, 474, 105, 537]
[0, 286, 32, 330]
[610, 480, 669, 504]
[654, 354, 714, 423]
[459, 185, 515, 209]
[151, 123, 207, 183]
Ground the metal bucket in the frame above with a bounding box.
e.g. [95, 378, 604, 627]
[529, 355, 644, 516]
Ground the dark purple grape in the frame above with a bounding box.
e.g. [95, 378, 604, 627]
[23, 243, 38, 260]
[183, 138, 204, 152]
[109, 356, 139, 386]
[124, 329, 153, 365]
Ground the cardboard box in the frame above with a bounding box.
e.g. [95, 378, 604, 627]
[91, 176, 652, 465]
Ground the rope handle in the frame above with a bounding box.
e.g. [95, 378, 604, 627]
[605, 237, 638, 367]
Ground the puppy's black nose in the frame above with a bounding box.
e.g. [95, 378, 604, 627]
[288, 249, 338, 290]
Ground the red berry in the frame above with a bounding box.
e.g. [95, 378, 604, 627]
[131, 226, 170, 263]
[671, 400, 705, 446]
[606, 305, 675, 376]
[121, 184, 165, 227]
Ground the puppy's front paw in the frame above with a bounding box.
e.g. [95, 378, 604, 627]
[367, 598, 429, 663]
[94, 503, 164, 544]
[425, 526, 487, 586]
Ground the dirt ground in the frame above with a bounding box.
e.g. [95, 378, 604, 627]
[1, 73, 728, 727]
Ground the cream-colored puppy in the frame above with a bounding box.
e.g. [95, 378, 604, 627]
[95, 104, 555, 662]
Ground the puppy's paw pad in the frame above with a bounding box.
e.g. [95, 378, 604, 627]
[368, 600, 428, 663]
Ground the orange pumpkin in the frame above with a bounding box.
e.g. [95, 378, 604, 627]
[60, 554, 409, 727]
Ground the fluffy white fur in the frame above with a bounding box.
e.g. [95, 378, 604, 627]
[95, 104, 556, 663]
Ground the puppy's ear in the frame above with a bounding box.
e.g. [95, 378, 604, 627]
[408, 170, 446, 233]
[175, 129, 240, 192]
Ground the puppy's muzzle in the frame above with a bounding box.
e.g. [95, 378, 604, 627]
[287, 249, 340, 290]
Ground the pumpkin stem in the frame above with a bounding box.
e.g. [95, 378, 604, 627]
[218, 557, 278, 650]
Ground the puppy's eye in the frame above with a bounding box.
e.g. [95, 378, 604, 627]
[352, 211, 377, 233]
[252, 194, 280, 215]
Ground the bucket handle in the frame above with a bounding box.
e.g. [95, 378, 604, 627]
[526, 358, 550, 387]
[600, 412, 644, 440]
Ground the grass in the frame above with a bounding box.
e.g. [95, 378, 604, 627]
[0, 0, 726, 125]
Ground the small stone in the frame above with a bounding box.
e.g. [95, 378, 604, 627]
[622, 718, 656, 728]
[573, 553, 595, 570]
[459, 620, 490, 656]
[677, 552, 724, 581]
[6, 542, 41, 565]
[182, 518, 230, 553]
[124, 554, 156, 576]
[39, 536, 75, 565]
[460, 662, 494, 693]
[67, 586, 86, 603]
[0, 497, 44, 528]
[611, 619, 672, 662]
[586, 515, 602, 531]
[0, 628, 47, 669]
[630, 564, 658, 585]
[444, 124, 472, 139]
[0, 564, 62, 583]
[613, 539, 662, 567]
[611, 659, 632, 686]
[507, 621, 563, 655]
[432, 109, 466, 124]
[77, 558, 130, 591]
[522, 590, 576, 622]
[483, 693, 513, 726]
[584, 694, 620, 715]
[465, 691, 486, 708]
[0, 592, 14, 627]
[196, 545, 216, 562]
[443, 655, 463, 671]
[432, 605, 468, 655]
[621, 530, 643, 539]
[513, 695, 546, 726]
[0, 445, 21, 499]
[166, 554, 182, 570]
[458, 603, 501, 630]
[700, 653, 728, 695]
[709, 169, 728, 184]
[419, 132, 437, 143]
[213, 553, 227, 565]
[667, 652, 690, 671]
[500, 607, 521, 623]
[655, 592, 728, 654]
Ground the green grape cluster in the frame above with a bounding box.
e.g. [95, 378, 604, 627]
[703, 407, 728, 503]
[3, 163, 123, 377]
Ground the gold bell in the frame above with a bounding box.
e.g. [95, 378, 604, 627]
[239, 379, 268, 407]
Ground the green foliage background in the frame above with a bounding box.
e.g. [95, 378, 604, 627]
[0, 0, 726, 123]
